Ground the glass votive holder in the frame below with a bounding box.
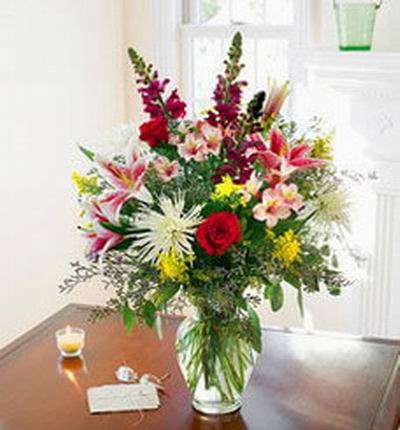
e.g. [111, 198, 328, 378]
[56, 326, 85, 358]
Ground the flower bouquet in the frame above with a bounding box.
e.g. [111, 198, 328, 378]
[63, 32, 350, 415]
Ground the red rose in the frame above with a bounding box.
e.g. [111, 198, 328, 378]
[196, 212, 241, 256]
[139, 117, 169, 148]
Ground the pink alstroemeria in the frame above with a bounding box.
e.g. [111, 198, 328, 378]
[178, 133, 207, 162]
[97, 147, 152, 217]
[85, 223, 124, 258]
[277, 183, 304, 212]
[253, 188, 291, 228]
[200, 122, 223, 156]
[241, 171, 263, 203]
[153, 156, 181, 182]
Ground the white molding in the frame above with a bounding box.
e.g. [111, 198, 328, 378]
[181, 24, 295, 37]
[293, 50, 400, 338]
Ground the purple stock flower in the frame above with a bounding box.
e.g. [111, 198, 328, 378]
[208, 75, 247, 127]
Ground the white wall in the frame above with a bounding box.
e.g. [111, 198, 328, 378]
[0, 0, 126, 347]
[124, 0, 156, 121]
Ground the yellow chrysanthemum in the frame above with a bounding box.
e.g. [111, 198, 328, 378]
[156, 250, 192, 282]
[72, 171, 101, 195]
[311, 131, 334, 161]
[273, 230, 301, 268]
[211, 176, 244, 201]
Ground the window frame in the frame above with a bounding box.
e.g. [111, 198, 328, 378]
[179, 0, 312, 116]
[150, 0, 313, 116]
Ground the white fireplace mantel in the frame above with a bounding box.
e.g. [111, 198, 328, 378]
[292, 50, 400, 338]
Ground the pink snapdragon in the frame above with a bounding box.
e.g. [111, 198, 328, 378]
[153, 156, 181, 182]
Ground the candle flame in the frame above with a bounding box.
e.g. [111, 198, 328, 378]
[65, 325, 71, 334]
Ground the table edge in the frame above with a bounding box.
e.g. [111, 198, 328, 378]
[1, 303, 399, 363]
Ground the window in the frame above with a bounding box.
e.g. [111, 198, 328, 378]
[181, 0, 309, 116]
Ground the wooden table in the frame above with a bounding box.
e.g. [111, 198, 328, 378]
[0, 304, 399, 430]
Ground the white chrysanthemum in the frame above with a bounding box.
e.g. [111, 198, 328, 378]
[134, 194, 203, 263]
[313, 189, 350, 230]
[100, 123, 150, 157]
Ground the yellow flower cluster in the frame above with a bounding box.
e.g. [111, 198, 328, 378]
[311, 131, 334, 161]
[156, 251, 192, 282]
[211, 176, 244, 201]
[273, 230, 301, 268]
[72, 171, 100, 195]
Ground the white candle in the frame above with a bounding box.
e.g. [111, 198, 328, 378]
[56, 326, 85, 357]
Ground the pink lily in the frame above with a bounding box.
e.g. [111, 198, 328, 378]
[251, 128, 324, 180]
[263, 80, 290, 121]
[277, 183, 304, 212]
[83, 198, 124, 258]
[85, 223, 124, 258]
[153, 156, 181, 182]
[253, 188, 291, 228]
[96, 147, 152, 218]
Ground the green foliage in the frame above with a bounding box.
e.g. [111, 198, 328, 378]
[264, 282, 284, 312]
[248, 307, 262, 353]
[122, 303, 136, 332]
[78, 145, 95, 161]
[141, 301, 157, 327]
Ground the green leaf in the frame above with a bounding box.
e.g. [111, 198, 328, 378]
[122, 304, 136, 333]
[142, 301, 157, 327]
[320, 244, 330, 256]
[78, 144, 95, 161]
[237, 295, 248, 311]
[99, 222, 129, 235]
[284, 272, 301, 289]
[154, 283, 180, 308]
[112, 239, 134, 252]
[248, 307, 262, 354]
[273, 218, 303, 236]
[270, 284, 284, 312]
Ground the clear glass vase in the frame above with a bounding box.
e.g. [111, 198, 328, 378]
[176, 314, 258, 415]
